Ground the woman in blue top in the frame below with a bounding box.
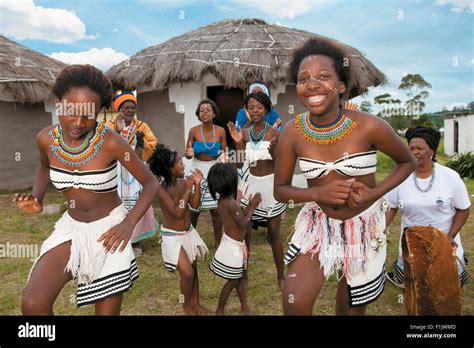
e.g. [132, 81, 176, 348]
[185, 99, 227, 248]
[234, 81, 282, 131]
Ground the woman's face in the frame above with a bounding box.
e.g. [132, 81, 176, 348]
[409, 137, 434, 167]
[296, 54, 345, 116]
[198, 103, 215, 123]
[171, 154, 185, 178]
[56, 86, 100, 140]
[246, 98, 267, 123]
[119, 101, 136, 123]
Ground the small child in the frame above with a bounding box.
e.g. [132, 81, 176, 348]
[147, 143, 210, 315]
[207, 163, 261, 315]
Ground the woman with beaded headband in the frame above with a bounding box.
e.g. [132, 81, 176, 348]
[107, 91, 159, 257]
[13, 64, 159, 315]
[184, 99, 227, 249]
[274, 38, 415, 315]
[228, 92, 287, 290]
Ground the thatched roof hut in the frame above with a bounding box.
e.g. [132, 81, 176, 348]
[106, 18, 386, 159]
[107, 18, 385, 99]
[0, 35, 66, 190]
[0, 35, 65, 103]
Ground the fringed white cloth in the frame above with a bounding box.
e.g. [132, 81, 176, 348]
[285, 198, 389, 307]
[189, 158, 218, 212]
[240, 173, 286, 221]
[29, 204, 130, 286]
[210, 233, 247, 280]
[160, 225, 209, 272]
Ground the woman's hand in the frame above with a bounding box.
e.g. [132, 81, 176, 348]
[447, 234, 458, 250]
[184, 142, 194, 159]
[272, 119, 282, 129]
[135, 130, 144, 147]
[312, 179, 355, 205]
[13, 193, 43, 214]
[115, 112, 126, 132]
[347, 181, 375, 209]
[97, 219, 134, 253]
[227, 121, 243, 143]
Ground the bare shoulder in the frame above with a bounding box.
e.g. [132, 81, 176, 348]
[346, 110, 391, 132]
[36, 125, 56, 149]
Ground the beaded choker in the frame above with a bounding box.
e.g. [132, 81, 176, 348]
[50, 122, 106, 166]
[413, 162, 435, 193]
[295, 112, 356, 145]
[249, 122, 268, 149]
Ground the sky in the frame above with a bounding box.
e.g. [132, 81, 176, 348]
[1, 0, 472, 113]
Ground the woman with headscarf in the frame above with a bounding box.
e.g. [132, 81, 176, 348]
[234, 81, 283, 131]
[385, 126, 471, 288]
[107, 91, 158, 256]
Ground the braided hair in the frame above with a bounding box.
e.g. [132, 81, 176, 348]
[147, 143, 178, 187]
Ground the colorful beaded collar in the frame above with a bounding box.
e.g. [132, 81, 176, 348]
[295, 112, 356, 145]
[49, 122, 106, 166]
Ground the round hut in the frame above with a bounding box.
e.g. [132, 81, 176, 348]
[106, 18, 386, 154]
[0, 35, 66, 189]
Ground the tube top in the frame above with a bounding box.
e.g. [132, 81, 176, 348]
[299, 150, 377, 178]
[193, 142, 221, 157]
[50, 162, 118, 193]
[245, 141, 272, 163]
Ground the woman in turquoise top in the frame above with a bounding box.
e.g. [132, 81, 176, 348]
[185, 99, 227, 248]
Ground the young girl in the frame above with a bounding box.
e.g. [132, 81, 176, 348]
[207, 163, 261, 315]
[228, 92, 286, 290]
[273, 38, 415, 315]
[13, 64, 159, 315]
[184, 99, 227, 248]
[147, 144, 209, 315]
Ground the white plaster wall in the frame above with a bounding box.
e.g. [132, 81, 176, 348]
[444, 115, 474, 156]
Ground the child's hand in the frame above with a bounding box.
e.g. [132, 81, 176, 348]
[249, 192, 262, 207]
[13, 193, 43, 214]
[184, 142, 194, 159]
[191, 168, 204, 185]
[184, 175, 195, 192]
[227, 122, 243, 143]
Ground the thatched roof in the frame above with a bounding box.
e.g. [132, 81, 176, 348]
[107, 18, 386, 99]
[0, 35, 66, 103]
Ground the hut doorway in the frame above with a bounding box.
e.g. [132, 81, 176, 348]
[207, 86, 244, 149]
[454, 120, 459, 154]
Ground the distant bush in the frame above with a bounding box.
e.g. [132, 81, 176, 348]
[446, 152, 474, 179]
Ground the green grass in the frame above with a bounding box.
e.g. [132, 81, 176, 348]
[1, 146, 473, 315]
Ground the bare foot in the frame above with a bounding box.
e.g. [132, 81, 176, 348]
[241, 305, 253, 316]
[183, 306, 195, 315]
[215, 308, 225, 315]
[192, 303, 212, 315]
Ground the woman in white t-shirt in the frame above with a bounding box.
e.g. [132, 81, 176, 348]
[386, 126, 471, 288]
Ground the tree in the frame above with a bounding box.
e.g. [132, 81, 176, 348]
[360, 101, 372, 113]
[468, 101, 474, 112]
[398, 74, 432, 115]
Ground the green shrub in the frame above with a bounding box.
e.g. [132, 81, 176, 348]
[446, 152, 474, 179]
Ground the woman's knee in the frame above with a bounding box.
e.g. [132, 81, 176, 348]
[21, 292, 51, 315]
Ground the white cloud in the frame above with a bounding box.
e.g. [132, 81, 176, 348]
[235, 0, 318, 18]
[112, 28, 120, 33]
[435, 0, 474, 14]
[50, 48, 128, 71]
[0, 0, 95, 43]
